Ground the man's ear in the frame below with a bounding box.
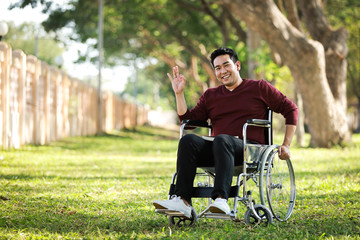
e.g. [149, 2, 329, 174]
[236, 61, 241, 71]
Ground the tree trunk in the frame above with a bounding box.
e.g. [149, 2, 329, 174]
[299, 0, 348, 113]
[357, 102, 360, 133]
[190, 56, 208, 92]
[223, 0, 351, 147]
[283, 0, 306, 146]
[295, 89, 306, 146]
[202, 62, 218, 88]
[247, 27, 263, 79]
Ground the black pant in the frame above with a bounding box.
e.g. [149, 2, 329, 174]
[175, 134, 244, 203]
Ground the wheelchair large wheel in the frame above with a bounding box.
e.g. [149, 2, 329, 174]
[259, 146, 296, 221]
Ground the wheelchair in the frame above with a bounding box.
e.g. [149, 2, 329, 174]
[155, 110, 296, 226]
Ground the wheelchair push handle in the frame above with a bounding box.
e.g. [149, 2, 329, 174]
[246, 119, 271, 127]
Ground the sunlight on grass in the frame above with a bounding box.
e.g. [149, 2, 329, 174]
[0, 127, 359, 239]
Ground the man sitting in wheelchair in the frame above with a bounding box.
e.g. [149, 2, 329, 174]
[153, 47, 298, 219]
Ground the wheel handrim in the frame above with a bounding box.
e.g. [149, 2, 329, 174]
[266, 150, 296, 221]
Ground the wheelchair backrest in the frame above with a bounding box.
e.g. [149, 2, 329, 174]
[265, 109, 273, 145]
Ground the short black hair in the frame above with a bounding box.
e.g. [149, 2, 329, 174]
[210, 47, 239, 68]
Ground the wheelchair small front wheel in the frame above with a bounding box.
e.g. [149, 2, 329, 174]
[244, 205, 273, 226]
[168, 208, 197, 227]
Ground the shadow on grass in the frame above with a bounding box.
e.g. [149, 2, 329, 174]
[119, 126, 179, 138]
[44, 127, 179, 152]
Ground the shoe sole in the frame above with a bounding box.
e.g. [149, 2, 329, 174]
[153, 202, 167, 210]
[154, 203, 192, 219]
[209, 206, 228, 214]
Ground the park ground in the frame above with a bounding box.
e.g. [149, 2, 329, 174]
[0, 126, 359, 239]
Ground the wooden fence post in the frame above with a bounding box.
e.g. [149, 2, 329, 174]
[12, 50, 26, 147]
[0, 42, 11, 149]
[62, 74, 69, 138]
[49, 66, 59, 142]
[41, 61, 50, 144]
[26, 55, 41, 144]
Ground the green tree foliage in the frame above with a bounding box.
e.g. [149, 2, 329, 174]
[3, 21, 64, 65]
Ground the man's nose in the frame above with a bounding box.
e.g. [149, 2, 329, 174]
[219, 67, 227, 74]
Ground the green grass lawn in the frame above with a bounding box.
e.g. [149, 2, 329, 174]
[0, 126, 359, 239]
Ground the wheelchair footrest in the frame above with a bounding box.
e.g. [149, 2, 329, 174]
[155, 209, 184, 216]
[198, 207, 235, 220]
[155, 209, 193, 220]
[203, 212, 232, 220]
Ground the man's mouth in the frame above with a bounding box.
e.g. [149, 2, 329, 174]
[221, 74, 231, 80]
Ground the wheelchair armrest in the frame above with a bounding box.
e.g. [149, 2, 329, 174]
[181, 119, 212, 129]
[246, 119, 271, 126]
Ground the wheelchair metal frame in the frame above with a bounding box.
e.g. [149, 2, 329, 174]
[156, 110, 296, 226]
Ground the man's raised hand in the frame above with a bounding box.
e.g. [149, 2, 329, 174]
[167, 66, 186, 95]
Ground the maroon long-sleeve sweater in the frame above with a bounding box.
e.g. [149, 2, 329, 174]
[179, 79, 298, 144]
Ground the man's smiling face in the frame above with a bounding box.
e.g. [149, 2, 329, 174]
[213, 54, 241, 90]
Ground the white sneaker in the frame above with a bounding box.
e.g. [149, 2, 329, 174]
[209, 198, 231, 214]
[153, 195, 192, 218]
